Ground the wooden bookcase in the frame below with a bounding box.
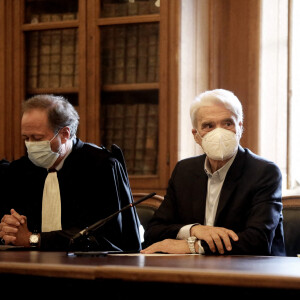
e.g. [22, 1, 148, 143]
[3, 0, 179, 195]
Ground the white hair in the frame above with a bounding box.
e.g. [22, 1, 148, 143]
[190, 89, 244, 128]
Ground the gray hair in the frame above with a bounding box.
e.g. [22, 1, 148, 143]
[22, 94, 79, 139]
[190, 89, 244, 128]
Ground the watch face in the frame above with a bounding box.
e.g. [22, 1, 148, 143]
[30, 235, 39, 244]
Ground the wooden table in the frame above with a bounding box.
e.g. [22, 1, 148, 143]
[1, 251, 300, 298]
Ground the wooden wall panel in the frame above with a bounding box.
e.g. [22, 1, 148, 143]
[0, 0, 5, 158]
[209, 0, 261, 154]
[0, 0, 15, 161]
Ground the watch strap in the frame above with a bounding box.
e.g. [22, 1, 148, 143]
[187, 236, 197, 254]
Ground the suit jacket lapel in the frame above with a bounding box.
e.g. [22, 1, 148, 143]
[215, 146, 246, 222]
[191, 156, 208, 224]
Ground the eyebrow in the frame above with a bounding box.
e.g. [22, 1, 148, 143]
[222, 118, 235, 123]
[201, 121, 213, 126]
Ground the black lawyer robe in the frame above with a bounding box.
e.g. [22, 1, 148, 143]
[0, 139, 141, 252]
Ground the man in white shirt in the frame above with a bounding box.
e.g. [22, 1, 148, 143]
[141, 89, 285, 256]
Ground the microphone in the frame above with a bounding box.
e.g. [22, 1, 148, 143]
[71, 192, 156, 242]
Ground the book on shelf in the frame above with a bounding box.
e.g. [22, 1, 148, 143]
[101, 102, 158, 175]
[29, 12, 77, 23]
[144, 103, 158, 174]
[123, 104, 138, 173]
[26, 13, 78, 90]
[27, 31, 39, 89]
[136, 24, 148, 83]
[147, 23, 159, 82]
[101, 22, 159, 85]
[60, 28, 77, 87]
[38, 29, 52, 88]
[125, 25, 138, 83]
[113, 26, 126, 84]
[101, 27, 115, 84]
[101, 1, 159, 17]
[49, 29, 62, 88]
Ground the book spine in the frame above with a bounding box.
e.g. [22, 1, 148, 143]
[144, 103, 158, 174]
[27, 31, 39, 89]
[49, 29, 62, 88]
[60, 27, 77, 88]
[114, 26, 126, 84]
[147, 23, 159, 83]
[101, 27, 115, 84]
[123, 104, 138, 174]
[137, 24, 148, 83]
[134, 103, 147, 174]
[125, 25, 138, 84]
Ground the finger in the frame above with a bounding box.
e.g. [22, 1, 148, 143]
[218, 231, 233, 252]
[10, 209, 25, 224]
[141, 242, 161, 254]
[2, 225, 18, 235]
[141, 245, 157, 254]
[227, 229, 239, 242]
[204, 237, 216, 253]
[2, 235, 16, 245]
[211, 233, 224, 254]
[1, 215, 20, 226]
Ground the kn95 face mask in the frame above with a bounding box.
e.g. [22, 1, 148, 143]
[196, 128, 239, 161]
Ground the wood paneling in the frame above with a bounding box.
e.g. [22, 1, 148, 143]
[209, 0, 261, 153]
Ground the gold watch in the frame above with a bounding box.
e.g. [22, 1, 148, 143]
[29, 231, 40, 247]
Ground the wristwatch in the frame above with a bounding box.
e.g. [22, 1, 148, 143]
[29, 231, 40, 247]
[187, 236, 197, 254]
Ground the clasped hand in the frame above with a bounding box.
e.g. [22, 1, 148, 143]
[0, 209, 30, 247]
[141, 225, 239, 254]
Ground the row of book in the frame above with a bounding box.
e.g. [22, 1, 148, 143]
[26, 27, 78, 89]
[101, 23, 159, 84]
[101, 103, 158, 175]
[101, 0, 160, 18]
[29, 12, 78, 24]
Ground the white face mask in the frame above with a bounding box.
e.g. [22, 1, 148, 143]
[196, 128, 239, 161]
[25, 132, 60, 169]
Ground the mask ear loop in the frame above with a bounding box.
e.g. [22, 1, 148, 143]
[193, 129, 203, 143]
[49, 130, 60, 144]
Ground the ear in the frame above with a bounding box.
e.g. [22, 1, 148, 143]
[60, 127, 71, 143]
[238, 121, 244, 138]
[192, 128, 199, 143]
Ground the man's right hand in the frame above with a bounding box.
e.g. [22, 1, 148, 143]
[190, 224, 239, 254]
[0, 209, 28, 245]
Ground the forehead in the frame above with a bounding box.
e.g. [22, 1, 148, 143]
[21, 109, 51, 133]
[196, 104, 236, 123]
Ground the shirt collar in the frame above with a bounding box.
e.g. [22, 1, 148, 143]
[52, 139, 73, 171]
[204, 152, 237, 181]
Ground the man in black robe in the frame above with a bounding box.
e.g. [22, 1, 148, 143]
[0, 94, 141, 252]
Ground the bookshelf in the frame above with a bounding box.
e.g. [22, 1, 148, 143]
[4, 0, 180, 195]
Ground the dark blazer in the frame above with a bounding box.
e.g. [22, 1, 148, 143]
[1, 139, 141, 252]
[144, 146, 286, 256]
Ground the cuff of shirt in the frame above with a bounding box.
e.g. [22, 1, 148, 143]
[197, 240, 205, 254]
[176, 224, 200, 240]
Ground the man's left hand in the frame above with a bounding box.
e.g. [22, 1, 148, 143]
[141, 239, 191, 254]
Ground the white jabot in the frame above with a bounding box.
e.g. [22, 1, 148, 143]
[41, 141, 73, 232]
[42, 171, 62, 232]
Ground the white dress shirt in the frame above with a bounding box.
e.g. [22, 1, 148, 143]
[176, 153, 236, 253]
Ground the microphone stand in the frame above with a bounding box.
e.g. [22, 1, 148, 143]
[68, 192, 156, 254]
